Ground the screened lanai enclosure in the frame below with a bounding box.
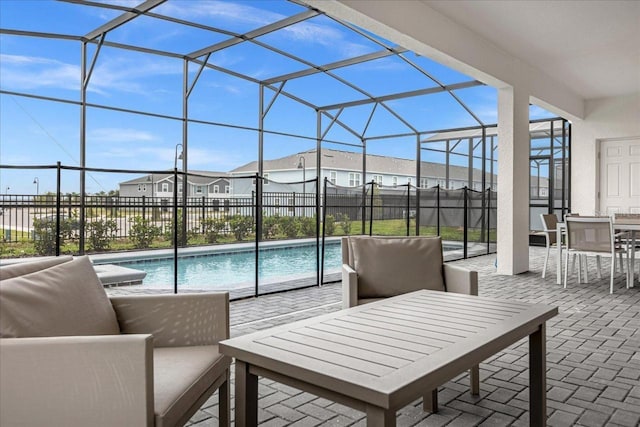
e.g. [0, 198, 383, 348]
[0, 0, 570, 297]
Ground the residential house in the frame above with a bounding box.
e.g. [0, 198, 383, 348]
[119, 171, 230, 201]
[228, 148, 497, 196]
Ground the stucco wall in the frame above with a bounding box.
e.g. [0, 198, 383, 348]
[571, 93, 640, 215]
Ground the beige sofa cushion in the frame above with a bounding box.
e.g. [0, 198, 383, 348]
[0, 256, 120, 338]
[154, 345, 230, 427]
[0, 256, 73, 281]
[351, 236, 445, 298]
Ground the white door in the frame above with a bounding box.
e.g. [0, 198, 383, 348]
[599, 138, 640, 214]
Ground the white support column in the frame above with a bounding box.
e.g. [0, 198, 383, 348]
[497, 86, 530, 274]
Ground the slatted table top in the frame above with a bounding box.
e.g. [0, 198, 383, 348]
[220, 290, 558, 410]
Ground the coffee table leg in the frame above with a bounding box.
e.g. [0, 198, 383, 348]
[235, 360, 258, 427]
[422, 389, 438, 413]
[366, 405, 396, 427]
[530, 323, 547, 427]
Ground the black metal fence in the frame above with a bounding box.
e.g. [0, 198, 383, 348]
[1, 164, 497, 297]
[1, 169, 497, 259]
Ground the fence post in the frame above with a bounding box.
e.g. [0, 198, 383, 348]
[361, 185, 366, 235]
[251, 190, 255, 219]
[486, 188, 491, 254]
[369, 182, 374, 236]
[436, 185, 441, 236]
[254, 174, 262, 297]
[463, 186, 468, 259]
[142, 195, 146, 221]
[55, 161, 61, 256]
[201, 196, 206, 234]
[292, 192, 297, 217]
[172, 168, 178, 294]
[320, 178, 327, 286]
[406, 184, 410, 236]
[315, 177, 320, 287]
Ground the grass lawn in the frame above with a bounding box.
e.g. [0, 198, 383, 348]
[1, 219, 496, 259]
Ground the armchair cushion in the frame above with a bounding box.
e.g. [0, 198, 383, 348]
[154, 345, 230, 427]
[0, 256, 120, 338]
[350, 236, 445, 298]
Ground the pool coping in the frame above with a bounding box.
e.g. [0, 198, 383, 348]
[89, 236, 343, 264]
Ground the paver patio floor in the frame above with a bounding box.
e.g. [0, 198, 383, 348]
[108, 246, 640, 426]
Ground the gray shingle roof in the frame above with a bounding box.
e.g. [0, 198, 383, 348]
[120, 170, 229, 186]
[229, 148, 494, 181]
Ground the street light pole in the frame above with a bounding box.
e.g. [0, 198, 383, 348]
[174, 143, 183, 170]
[174, 143, 185, 246]
[297, 156, 306, 216]
[33, 177, 39, 196]
[297, 156, 306, 195]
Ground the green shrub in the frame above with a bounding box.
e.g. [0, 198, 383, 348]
[338, 213, 351, 234]
[262, 214, 280, 239]
[279, 216, 299, 238]
[201, 216, 227, 243]
[163, 210, 197, 244]
[324, 214, 336, 236]
[129, 216, 161, 249]
[86, 219, 118, 252]
[299, 216, 316, 237]
[229, 215, 254, 241]
[32, 213, 77, 256]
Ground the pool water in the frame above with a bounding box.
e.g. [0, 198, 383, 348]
[114, 242, 342, 290]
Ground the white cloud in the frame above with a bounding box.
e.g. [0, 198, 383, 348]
[279, 20, 374, 60]
[157, 1, 279, 27]
[0, 53, 182, 96]
[157, 1, 373, 60]
[88, 128, 156, 143]
[97, 145, 242, 170]
[208, 82, 243, 95]
[0, 54, 79, 91]
[90, 56, 182, 95]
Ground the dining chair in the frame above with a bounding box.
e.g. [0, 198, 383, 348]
[614, 213, 640, 249]
[614, 213, 640, 279]
[540, 214, 562, 279]
[564, 216, 630, 293]
[540, 213, 579, 279]
[561, 213, 622, 283]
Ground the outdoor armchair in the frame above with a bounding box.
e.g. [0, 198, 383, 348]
[0, 256, 231, 427]
[341, 235, 479, 412]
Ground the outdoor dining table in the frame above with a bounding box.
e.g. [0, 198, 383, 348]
[555, 218, 640, 287]
[220, 289, 558, 427]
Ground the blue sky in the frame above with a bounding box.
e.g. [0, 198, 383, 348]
[0, 0, 555, 194]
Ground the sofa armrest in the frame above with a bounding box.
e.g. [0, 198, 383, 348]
[0, 335, 153, 427]
[342, 264, 358, 309]
[110, 292, 229, 347]
[443, 264, 478, 296]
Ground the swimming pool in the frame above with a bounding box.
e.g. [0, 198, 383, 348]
[112, 241, 342, 290]
[105, 238, 465, 291]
